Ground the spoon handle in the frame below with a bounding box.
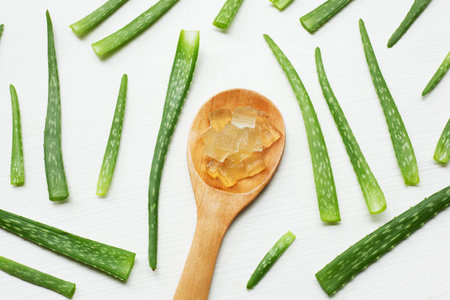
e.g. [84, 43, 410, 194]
[174, 214, 229, 300]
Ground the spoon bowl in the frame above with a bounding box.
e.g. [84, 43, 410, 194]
[174, 89, 285, 300]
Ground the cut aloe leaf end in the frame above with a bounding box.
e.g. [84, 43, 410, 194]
[270, 0, 294, 11]
[263, 34, 340, 222]
[387, 0, 432, 48]
[148, 30, 200, 270]
[433, 119, 450, 164]
[0, 256, 76, 298]
[359, 19, 419, 186]
[316, 185, 450, 295]
[300, 0, 353, 33]
[70, 0, 128, 37]
[97, 74, 128, 196]
[10, 84, 25, 186]
[213, 0, 244, 29]
[422, 51, 450, 96]
[315, 47, 386, 214]
[247, 231, 296, 289]
[0, 209, 136, 281]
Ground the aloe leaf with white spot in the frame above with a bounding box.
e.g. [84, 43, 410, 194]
[91, 0, 179, 57]
[270, 0, 293, 10]
[148, 30, 200, 270]
[97, 74, 128, 196]
[315, 48, 386, 214]
[0, 209, 136, 281]
[10, 84, 25, 186]
[433, 119, 450, 163]
[360, 19, 419, 186]
[316, 185, 450, 295]
[264, 34, 340, 222]
[70, 0, 128, 37]
[387, 0, 432, 48]
[45, 11, 69, 201]
[422, 50, 450, 96]
[0, 256, 76, 298]
[213, 0, 244, 29]
[247, 231, 295, 289]
[300, 0, 352, 33]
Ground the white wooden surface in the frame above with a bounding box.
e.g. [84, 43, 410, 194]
[0, 0, 449, 299]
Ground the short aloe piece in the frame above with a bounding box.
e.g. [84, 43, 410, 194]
[92, 0, 179, 57]
[10, 84, 25, 186]
[0, 256, 76, 298]
[45, 11, 69, 201]
[387, 0, 432, 48]
[422, 51, 450, 96]
[315, 48, 386, 214]
[300, 0, 352, 33]
[70, 0, 128, 37]
[316, 185, 450, 295]
[360, 19, 419, 186]
[213, 0, 244, 29]
[97, 74, 128, 196]
[264, 34, 340, 222]
[0, 209, 136, 281]
[148, 30, 200, 270]
[270, 0, 293, 10]
[433, 119, 450, 163]
[247, 231, 296, 289]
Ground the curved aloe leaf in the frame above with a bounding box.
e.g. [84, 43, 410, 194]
[148, 30, 200, 270]
[360, 19, 419, 186]
[387, 0, 432, 48]
[92, 0, 179, 57]
[45, 11, 69, 201]
[0, 256, 76, 298]
[422, 51, 450, 96]
[264, 34, 340, 222]
[97, 74, 128, 196]
[316, 185, 450, 295]
[70, 0, 128, 37]
[315, 48, 386, 214]
[10, 84, 25, 186]
[213, 0, 244, 29]
[0, 209, 135, 281]
[300, 0, 353, 33]
[433, 119, 450, 163]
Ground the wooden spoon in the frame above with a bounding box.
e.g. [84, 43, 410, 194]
[174, 89, 286, 300]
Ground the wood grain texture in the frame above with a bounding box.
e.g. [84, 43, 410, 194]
[174, 89, 285, 299]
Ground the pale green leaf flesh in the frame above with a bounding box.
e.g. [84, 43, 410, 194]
[360, 19, 419, 186]
[316, 185, 450, 295]
[0, 209, 136, 281]
[315, 47, 386, 214]
[148, 30, 200, 270]
[264, 34, 340, 222]
[0, 256, 76, 298]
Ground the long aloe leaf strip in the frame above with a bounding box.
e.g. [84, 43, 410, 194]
[264, 34, 340, 222]
[70, 0, 128, 37]
[92, 0, 179, 57]
[247, 231, 296, 289]
[422, 51, 450, 96]
[0, 256, 76, 298]
[270, 0, 293, 10]
[97, 74, 128, 196]
[387, 0, 432, 48]
[148, 30, 200, 270]
[10, 84, 25, 186]
[213, 0, 244, 29]
[433, 119, 450, 163]
[316, 185, 450, 295]
[360, 19, 419, 185]
[0, 209, 136, 281]
[45, 11, 69, 201]
[300, 0, 352, 33]
[315, 48, 386, 214]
